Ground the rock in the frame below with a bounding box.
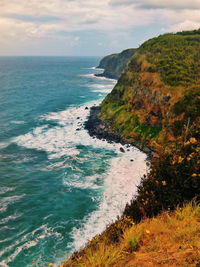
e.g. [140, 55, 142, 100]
[120, 147, 125, 153]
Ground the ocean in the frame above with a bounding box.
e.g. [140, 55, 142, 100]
[0, 56, 147, 267]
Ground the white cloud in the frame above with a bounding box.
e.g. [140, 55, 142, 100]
[138, 0, 200, 9]
[167, 20, 200, 32]
[0, 0, 200, 55]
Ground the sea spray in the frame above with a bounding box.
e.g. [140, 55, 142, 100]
[0, 57, 147, 266]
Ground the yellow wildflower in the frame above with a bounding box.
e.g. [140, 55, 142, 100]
[162, 181, 167, 186]
[178, 156, 184, 163]
[191, 174, 197, 177]
[189, 137, 197, 144]
[184, 141, 190, 146]
[146, 230, 150, 234]
[187, 157, 191, 161]
[48, 263, 54, 267]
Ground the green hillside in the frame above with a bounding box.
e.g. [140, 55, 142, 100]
[100, 29, 200, 220]
[97, 48, 136, 79]
[62, 29, 200, 267]
[101, 30, 200, 146]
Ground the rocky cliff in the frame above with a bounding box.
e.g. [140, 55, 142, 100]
[100, 30, 200, 148]
[96, 48, 136, 79]
[63, 29, 200, 267]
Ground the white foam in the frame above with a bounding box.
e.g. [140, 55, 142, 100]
[92, 89, 111, 93]
[93, 75, 117, 83]
[0, 194, 25, 213]
[11, 120, 25, 125]
[0, 213, 22, 225]
[80, 73, 117, 83]
[88, 83, 113, 93]
[11, 72, 147, 263]
[0, 142, 9, 149]
[63, 173, 103, 190]
[80, 73, 95, 78]
[0, 186, 16, 195]
[0, 224, 62, 266]
[13, 100, 128, 159]
[69, 149, 147, 251]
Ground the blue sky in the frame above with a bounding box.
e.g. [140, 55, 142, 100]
[0, 0, 200, 56]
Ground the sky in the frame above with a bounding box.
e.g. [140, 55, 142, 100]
[0, 0, 200, 56]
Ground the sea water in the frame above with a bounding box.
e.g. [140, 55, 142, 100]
[0, 57, 147, 266]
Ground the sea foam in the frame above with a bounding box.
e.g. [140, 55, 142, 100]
[11, 75, 147, 263]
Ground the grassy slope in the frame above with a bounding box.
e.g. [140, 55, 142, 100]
[61, 30, 200, 266]
[99, 30, 200, 221]
[101, 30, 200, 145]
[63, 203, 200, 267]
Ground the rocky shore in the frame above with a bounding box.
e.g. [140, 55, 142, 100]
[84, 105, 153, 156]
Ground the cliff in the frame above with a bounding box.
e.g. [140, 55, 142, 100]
[96, 48, 136, 79]
[62, 30, 200, 266]
[101, 30, 200, 147]
[100, 29, 200, 220]
[63, 203, 200, 267]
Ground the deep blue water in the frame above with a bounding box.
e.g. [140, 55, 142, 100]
[0, 57, 146, 267]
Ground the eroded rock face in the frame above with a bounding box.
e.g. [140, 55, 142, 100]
[100, 30, 200, 146]
[96, 48, 136, 79]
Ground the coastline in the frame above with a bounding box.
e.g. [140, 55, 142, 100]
[84, 105, 153, 157]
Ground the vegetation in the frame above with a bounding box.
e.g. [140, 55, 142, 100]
[61, 30, 200, 266]
[97, 48, 136, 79]
[101, 30, 200, 147]
[63, 202, 200, 266]
[100, 29, 200, 219]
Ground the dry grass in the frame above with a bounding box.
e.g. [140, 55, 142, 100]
[62, 202, 200, 267]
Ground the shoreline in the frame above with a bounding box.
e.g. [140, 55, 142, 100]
[84, 105, 154, 158]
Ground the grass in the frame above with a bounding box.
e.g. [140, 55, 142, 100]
[62, 202, 200, 267]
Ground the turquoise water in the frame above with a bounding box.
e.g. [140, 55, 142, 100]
[0, 57, 146, 267]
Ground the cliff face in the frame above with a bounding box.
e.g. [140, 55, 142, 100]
[63, 30, 200, 267]
[101, 30, 200, 146]
[96, 48, 136, 79]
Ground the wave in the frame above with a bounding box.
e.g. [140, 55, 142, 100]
[13, 100, 126, 159]
[12, 100, 147, 258]
[10, 72, 147, 265]
[0, 186, 16, 195]
[0, 194, 25, 213]
[10, 120, 25, 125]
[0, 223, 62, 267]
[69, 148, 147, 251]
[80, 73, 117, 83]
[0, 141, 9, 149]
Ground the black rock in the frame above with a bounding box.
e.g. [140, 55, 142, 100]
[120, 147, 125, 153]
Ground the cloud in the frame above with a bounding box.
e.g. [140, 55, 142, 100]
[109, 0, 200, 9]
[167, 20, 200, 32]
[109, 0, 135, 6]
[5, 14, 62, 23]
[0, 0, 200, 55]
[138, 0, 200, 10]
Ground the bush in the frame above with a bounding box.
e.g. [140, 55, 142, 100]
[124, 136, 200, 221]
